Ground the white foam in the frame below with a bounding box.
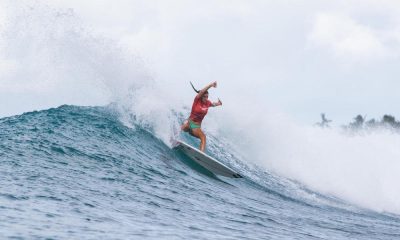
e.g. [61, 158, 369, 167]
[220, 106, 400, 214]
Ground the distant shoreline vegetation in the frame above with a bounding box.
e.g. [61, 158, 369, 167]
[344, 114, 400, 131]
[315, 113, 400, 132]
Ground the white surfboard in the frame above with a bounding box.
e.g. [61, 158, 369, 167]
[174, 140, 242, 178]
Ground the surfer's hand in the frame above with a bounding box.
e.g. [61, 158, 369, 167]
[211, 81, 217, 88]
[213, 98, 222, 106]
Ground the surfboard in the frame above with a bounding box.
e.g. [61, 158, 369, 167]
[174, 140, 242, 178]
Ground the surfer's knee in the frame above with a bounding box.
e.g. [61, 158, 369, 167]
[181, 121, 189, 131]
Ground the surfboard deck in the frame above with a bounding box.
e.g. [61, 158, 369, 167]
[174, 140, 242, 178]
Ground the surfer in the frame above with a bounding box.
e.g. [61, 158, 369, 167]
[181, 81, 222, 152]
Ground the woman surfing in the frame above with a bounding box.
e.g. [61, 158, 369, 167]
[181, 81, 222, 152]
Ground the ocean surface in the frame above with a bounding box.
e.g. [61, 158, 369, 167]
[0, 105, 399, 239]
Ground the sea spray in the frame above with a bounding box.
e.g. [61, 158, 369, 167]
[219, 105, 400, 214]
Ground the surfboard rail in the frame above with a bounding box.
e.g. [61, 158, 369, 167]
[174, 140, 242, 178]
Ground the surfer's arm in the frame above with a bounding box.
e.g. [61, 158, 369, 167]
[196, 81, 217, 99]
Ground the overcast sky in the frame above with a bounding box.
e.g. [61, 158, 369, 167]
[1, 0, 400, 124]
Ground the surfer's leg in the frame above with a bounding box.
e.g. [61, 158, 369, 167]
[199, 130, 206, 151]
[181, 120, 189, 132]
[191, 128, 206, 152]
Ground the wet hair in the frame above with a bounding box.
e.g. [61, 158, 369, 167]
[190, 81, 200, 93]
[191, 82, 208, 96]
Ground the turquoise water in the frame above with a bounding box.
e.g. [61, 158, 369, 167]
[0, 105, 399, 239]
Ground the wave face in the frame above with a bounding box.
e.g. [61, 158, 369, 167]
[0, 105, 399, 239]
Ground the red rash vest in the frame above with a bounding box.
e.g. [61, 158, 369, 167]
[189, 96, 212, 124]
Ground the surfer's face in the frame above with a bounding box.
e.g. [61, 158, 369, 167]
[202, 93, 209, 102]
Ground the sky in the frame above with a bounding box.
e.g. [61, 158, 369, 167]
[1, 0, 400, 124]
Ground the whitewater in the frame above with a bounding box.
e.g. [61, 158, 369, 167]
[1, 1, 400, 239]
